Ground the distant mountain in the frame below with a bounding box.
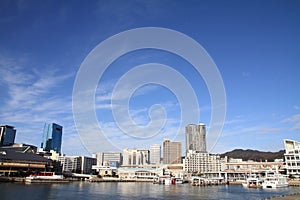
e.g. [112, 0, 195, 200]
[220, 149, 285, 162]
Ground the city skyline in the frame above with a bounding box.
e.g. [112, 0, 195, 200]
[0, 1, 299, 156]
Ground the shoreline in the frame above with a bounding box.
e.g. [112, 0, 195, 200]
[2, 177, 300, 187]
[267, 192, 300, 200]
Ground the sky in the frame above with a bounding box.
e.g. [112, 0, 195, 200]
[0, 0, 299, 156]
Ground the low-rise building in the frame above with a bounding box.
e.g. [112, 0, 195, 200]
[183, 150, 221, 174]
[0, 146, 52, 176]
[118, 167, 161, 180]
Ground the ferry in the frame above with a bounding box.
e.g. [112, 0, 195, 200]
[261, 171, 288, 189]
[242, 177, 263, 188]
[25, 172, 69, 183]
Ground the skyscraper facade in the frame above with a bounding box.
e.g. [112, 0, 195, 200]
[163, 139, 182, 164]
[150, 144, 161, 165]
[185, 123, 207, 154]
[41, 123, 63, 153]
[122, 148, 150, 166]
[94, 152, 122, 166]
[0, 125, 16, 146]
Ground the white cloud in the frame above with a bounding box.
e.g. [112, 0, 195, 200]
[281, 114, 300, 130]
[0, 57, 77, 153]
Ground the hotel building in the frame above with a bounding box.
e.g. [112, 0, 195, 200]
[284, 139, 300, 178]
[183, 150, 221, 173]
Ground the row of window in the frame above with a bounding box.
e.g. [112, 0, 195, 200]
[286, 156, 300, 160]
[288, 169, 300, 173]
[287, 162, 300, 166]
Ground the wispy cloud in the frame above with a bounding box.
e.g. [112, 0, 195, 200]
[256, 127, 283, 134]
[0, 56, 75, 150]
[281, 114, 300, 130]
[294, 105, 300, 110]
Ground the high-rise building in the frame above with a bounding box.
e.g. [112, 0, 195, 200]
[150, 144, 161, 165]
[185, 123, 207, 154]
[41, 123, 63, 153]
[163, 139, 182, 164]
[58, 156, 97, 174]
[0, 125, 16, 146]
[122, 148, 150, 166]
[94, 152, 122, 166]
[284, 139, 300, 178]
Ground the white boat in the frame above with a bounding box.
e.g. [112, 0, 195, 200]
[242, 177, 263, 188]
[164, 178, 171, 185]
[190, 177, 205, 186]
[175, 178, 183, 184]
[25, 172, 68, 183]
[262, 171, 288, 189]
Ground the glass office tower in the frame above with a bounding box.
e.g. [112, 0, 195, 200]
[41, 123, 62, 153]
[0, 125, 16, 146]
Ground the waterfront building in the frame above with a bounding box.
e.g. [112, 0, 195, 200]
[163, 139, 182, 164]
[183, 150, 221, 173]
[0, 146, 52, 176]
[93, 152, 122, 167]
[220, 157, 285, 181]
[41, 123, 63, 153]
[122, 148, 150, 166]
[185, 124, 207, 154]
[10, 143, 38, 153]
[150, 144, 161, 165]
[58, 156, 96, 174]
[117, 167, 161, 180]
[0, 125, 16, 146]
[284, 139, 300, 178]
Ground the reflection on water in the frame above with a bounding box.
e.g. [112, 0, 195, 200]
[0, 182, 300, 200]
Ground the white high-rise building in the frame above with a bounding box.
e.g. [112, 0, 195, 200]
[150, 144, 161, 165]
[122, 148, 150, 166]
[284, 139, 300, 178]
[185, 124, 207, 154]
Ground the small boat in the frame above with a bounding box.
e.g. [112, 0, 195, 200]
[175, 178, 183, 184]
[191, 177, 205, 186]
[164, 178, 171, 185]
[242, 177, 263, 188]
[261, 171, 288, 189]
[25, 172, 68, 183]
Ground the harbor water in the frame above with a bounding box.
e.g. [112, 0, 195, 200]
[1, 182, 300, 200]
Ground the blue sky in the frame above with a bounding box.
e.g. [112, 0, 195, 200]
[0, 0, 299, 156]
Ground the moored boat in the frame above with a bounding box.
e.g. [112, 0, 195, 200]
[242, 177, 263, 188]
[25, 172, 69, 183]
[261, 171, 288, 189]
